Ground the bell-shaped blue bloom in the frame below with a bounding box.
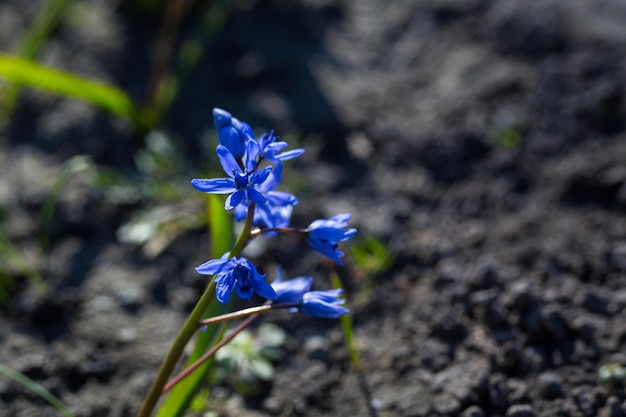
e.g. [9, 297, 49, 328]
[191, 141, 271, 210]
[196, 256, 276, 303]
[258, 130, 305, 162]
[305, 213, 357, 265]
[300, 289, 349, 318]
[213, 108, 253, 160]
[270, 273, 349, 318]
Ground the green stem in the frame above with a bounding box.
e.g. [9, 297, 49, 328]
[136, 202, 257, 417]
[136, 282, 217, 417]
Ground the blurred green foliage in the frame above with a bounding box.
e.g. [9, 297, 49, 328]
[0, 362, 75, 417]
[0, 56, 148, 128]
[350, 236, 393, 276]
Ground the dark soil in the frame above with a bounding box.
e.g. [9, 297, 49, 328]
[2, 0, 626, 416]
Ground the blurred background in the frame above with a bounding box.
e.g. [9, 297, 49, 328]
[1, 1, 626, 416]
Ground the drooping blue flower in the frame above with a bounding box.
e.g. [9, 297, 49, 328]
[196, 256, 276, 303]
[191, 141, 271, 210]
[300, 289, 349, 318]
[305, 213, 357, 265]
[213, 108, 253, 160]
[270, 273, 349, 318]
[258, 130, 305, 162]
[233, 163, 297, 229]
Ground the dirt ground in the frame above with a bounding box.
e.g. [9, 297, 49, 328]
[2, 0, 626, 416]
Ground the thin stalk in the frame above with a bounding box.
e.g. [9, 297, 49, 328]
[137, 203, 257, 417]
[329, 272, 360, 370]
[197, 303, 297, 327]
[250, 226, 303, 238]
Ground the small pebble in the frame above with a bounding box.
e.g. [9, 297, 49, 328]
[506, 404, 536, 417]
[461, 405, 487, 417]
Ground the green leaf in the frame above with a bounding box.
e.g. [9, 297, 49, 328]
[0, 55, 148, 128]
[0, 362, 75, 417]
[0, 0, 75, 117]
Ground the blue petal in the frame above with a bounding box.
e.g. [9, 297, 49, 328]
[252, 279, 278, 300]
[300, 290, 349, 318]
[240, 122, 255, 141]
[265, 141, 288, 154]
[272, 276, 313, 303]
[275, 148, 305, 161]
[266, 191, 297, 206]
[216, 145, 242, 177]
[213, 108, 232, 128]
[251, 166, 272, 186]
[191, 178, 236, 194]
[196, 258, 230, 275]
[233, 204, 249, 222]
[329, 213, 352, 226]
[313, 227, 357, 243]
[245, 140, 261, 172]
[235, 282, 255, 300]
[246, 186, 267, 204]
[258, 131, 274, 150]
[218, 126, 246, 158]
[215, 273, 235, 303]
[225, 189, 245, 210]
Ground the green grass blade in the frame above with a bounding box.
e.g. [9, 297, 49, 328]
[330, 272, 361, 371]
[18, 0, 74, 59]
[0, 363, 75, 417]
[0, 0, 75, 116]
[156, 194, 234, 417]
[0, 55, 146, 127]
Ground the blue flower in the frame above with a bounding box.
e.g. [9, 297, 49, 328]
[258, 130, 305, 162]
[301, 289, 349, 318]
[196, 256, 276, 303]
[233, 163, 298, 230]
[191, 141, 271, 210]
[270, 273, 349, 318]
[306, 213, 357, 265]
[213, 108, 253, 159]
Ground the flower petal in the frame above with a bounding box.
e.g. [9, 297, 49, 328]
[245, 140, 261, 172]
[213, 108, 232, 128]
[225, 189, 245, 210]
[275, 148, 305, 161]
[215, 273, 235, 303]
[329, 213, 352, 226]
[246, 186, 267, 204]
[216, 145, 241, 177]
[300, 290, 349, 318]
[252, 279, 278, 300]
[195, 258, 230, 275]
[272, 276, 313, 303]
[250, 166, 272, 186]
[266, 191, 298, 206]
[191, 178, 236, 194]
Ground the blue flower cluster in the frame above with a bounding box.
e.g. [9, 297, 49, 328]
[192, 109, 356, 318]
